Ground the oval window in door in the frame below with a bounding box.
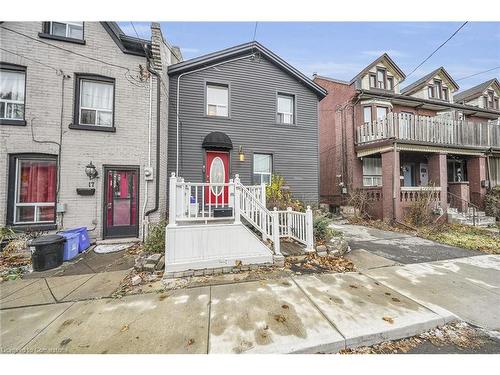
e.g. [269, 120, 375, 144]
[210, 157, 225, 196]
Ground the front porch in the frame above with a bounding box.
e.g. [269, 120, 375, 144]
[358, 148, 492, 225]
[164, 173, 314, 276]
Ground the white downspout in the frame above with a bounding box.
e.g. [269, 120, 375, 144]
[176, 53, 256, 176]
[142, 75, 153, 241]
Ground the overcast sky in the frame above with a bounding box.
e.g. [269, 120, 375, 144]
[118, 22, 500, 91]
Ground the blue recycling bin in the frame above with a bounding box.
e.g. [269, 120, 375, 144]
[59, 231, 79, 261]
[63, 227, 90, 253]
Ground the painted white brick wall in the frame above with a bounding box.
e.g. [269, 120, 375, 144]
[0, 22, 170, 239]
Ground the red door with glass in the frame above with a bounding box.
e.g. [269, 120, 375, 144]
[104, 167, 139, 238]
[205, 151, 229, 206]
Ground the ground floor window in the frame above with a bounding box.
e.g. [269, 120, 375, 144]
[253, 153, 272, 184]
[490, 157, 500, 187]
[362, 157, 382, 187]
[447, 159, 467, 182]
[9, 155, 57, 225]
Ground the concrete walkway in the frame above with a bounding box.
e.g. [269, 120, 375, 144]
[333, 223, 482, 264]
[2, 253, 498, 354]
[1, 269, 451, 354]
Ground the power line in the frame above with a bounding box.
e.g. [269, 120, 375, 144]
[456, 66, 500, 81]
[396, 21, 469, 89]
[0, 46, 60, 73]
[252, 22, 258, 41]
[130, 21, 140, 39]
[0, 25, 139, 72]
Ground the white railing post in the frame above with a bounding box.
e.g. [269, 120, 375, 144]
[286, 207, 292, 237]
[233, 178, 241, 224]
[305, 206, 314, 252]
[260, 183, 266, 206]
[168, 172, 177, 226]
[272, 207, 281, 256]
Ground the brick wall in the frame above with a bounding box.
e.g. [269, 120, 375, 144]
[0, 22, 171, 239]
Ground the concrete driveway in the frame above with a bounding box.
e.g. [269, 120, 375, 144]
[332, 223, 482, 264]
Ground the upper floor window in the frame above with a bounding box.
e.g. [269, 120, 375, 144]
[50, 22, 83, 39]
[253, 153, 272, 185]
[363, 106, 372, 124]
[428, 80, 449, 101]
[369, 69, 394, 91]
[277, 93, 295, 124]
[376, 68, 386, 89]
[206, 83, 229, 117]
[0, 64, 26, 125]
[485, 91, 498, 109]
[40, 22, 85, 44]
[72, 74, 115, 131]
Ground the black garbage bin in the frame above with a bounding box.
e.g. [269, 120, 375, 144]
[30, 235, 65, 272]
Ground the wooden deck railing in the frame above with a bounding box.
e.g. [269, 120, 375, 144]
[356, 113, 500, 148]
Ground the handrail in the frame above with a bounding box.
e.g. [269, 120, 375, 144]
[447, 190, 479, 226]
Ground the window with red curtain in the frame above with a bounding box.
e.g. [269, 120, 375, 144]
[15, 158, 57, 224]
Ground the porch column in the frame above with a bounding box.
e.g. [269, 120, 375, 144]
[428, 153, 448, 212]
[381, 148, 400, 222]
[467, 156, 487, 208]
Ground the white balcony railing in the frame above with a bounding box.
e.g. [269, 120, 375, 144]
[357, 113, 500, 148]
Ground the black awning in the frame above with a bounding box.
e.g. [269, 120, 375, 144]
[202, 131, 233, 150]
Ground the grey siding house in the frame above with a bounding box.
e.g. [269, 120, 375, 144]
[167, 42, 326, 204]
[0, 22, 180, 240]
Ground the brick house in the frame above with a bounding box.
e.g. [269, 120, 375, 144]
[315, 53, 500, 223]
[0, 22, 181, 240]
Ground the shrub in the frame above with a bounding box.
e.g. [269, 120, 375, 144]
[405, 185, 440, 227]
[485, 186, 500, 221]
[144, 220, 166, 253]
[313, 215, 341, 244]
[265, 175, 304, 211]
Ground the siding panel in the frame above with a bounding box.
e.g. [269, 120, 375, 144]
[168, 56, 320, 203]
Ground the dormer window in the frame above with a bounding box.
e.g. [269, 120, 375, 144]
[376, 68, 386, 89]
[485, 90, 498, 109]
[428, 79, 448, 101]
[369, 74, 376, 88]
[387, 77, 394, 91]
[442, 87, 449, 101]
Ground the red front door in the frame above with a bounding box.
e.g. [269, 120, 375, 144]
[205, 151, 229, 206]
[104, 167, 139, 238]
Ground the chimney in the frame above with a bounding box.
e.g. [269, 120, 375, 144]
[150, 22, 163, 71]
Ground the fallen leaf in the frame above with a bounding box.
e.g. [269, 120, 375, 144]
[392, 297, 401, 303]
[187, 338, 195, 346]
[274, 314, 287, 323]
[382, 316, 394, 324]
[349, 284, 358, 289]
[281, 304, 289, 309]
[121, 324, 129, 332]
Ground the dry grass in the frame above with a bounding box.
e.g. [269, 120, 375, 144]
[419, 224, 500, 254]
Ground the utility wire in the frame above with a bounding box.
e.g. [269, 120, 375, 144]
[252, 22, 258, 41]
[456, 66, 500, 81]
[395, 21, 469, 89]
[0, 25, 138, 72]
[0, 46, 60, 73]
[130, 21, 140, 39]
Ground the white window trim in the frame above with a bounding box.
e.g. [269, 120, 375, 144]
[277, 93, 295, 125]
[253, 154, 273, 185]
[0, 69, 25, 120]
[206, 83, 229, 117]
[78, 79, 114, 127]
[13, 158, 56, 225]
[49, 22, 83, 39]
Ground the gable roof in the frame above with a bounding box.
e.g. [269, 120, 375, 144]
[101, 22, 150, 57]
[401, 67, 459, 95]
[454, 78, 500, 104]
[167, 41, 327, 98]
[349, 53, 406, 84]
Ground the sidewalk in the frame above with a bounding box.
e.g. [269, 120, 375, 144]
[1, 268, 451, 354]
[1, 254, 498, 354]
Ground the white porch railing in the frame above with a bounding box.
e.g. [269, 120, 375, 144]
[356, 112, 500, 148]
[168, 173, 314, 255]
[276, 208, 313, 248]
